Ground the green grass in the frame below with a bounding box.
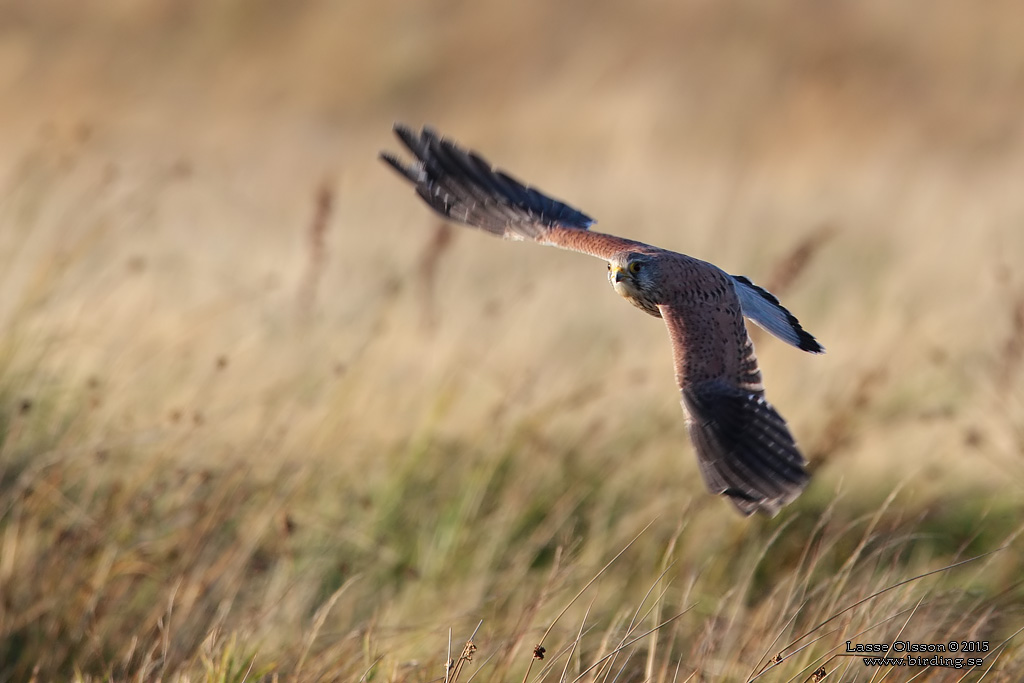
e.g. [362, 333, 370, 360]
[2, 423, 1021, 681]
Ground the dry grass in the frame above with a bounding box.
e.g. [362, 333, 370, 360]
[1, 1, 1024, 681]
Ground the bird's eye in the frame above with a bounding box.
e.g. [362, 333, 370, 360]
[607, 263, 611, 270]
[628, 261, 642, 274]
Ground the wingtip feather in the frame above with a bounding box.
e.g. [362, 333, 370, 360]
[379, 151, 421, 183]
[683, 380, 809, 517]
[380, 123, 596, 235]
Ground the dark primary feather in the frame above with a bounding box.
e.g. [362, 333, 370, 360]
[659, 292, 810, 517]
[683, 380, 809, 516]
[380, 124, 596, 240]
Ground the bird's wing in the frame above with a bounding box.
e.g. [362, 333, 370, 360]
[381, 124, 645, 260]
[658, 296, 809, 516]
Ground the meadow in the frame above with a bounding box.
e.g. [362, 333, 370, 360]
[1, 1, 1023, 680]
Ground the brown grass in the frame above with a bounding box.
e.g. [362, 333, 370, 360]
[1, 1, 1024, 681]
[997, 290, 1024, 395]
[416, 222, 457, 332]
[297, 180, 336, 321]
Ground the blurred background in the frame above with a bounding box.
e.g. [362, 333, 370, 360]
[1, 0, 1023, 680]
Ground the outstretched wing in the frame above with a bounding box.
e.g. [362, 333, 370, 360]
[381, 124, 644, 260]
[659, 298, 809, 516]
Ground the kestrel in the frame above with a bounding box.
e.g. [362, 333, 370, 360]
[381, 124, 824, 516]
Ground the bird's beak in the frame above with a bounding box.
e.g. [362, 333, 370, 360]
[611, 265, 628, 283]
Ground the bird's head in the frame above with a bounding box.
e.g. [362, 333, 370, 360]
[607, 252, 657, 301]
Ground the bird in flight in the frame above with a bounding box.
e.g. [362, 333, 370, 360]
[381, 124, 824, 516]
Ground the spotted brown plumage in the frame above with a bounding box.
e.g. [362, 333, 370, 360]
[381, 124, 824, 516]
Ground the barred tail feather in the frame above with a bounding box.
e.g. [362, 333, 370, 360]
[731, 275, 824, 354]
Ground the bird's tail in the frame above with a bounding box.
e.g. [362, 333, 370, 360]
[731, 275, 825, 354]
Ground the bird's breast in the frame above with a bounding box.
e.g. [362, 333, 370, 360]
[612, 281, 662, 317]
